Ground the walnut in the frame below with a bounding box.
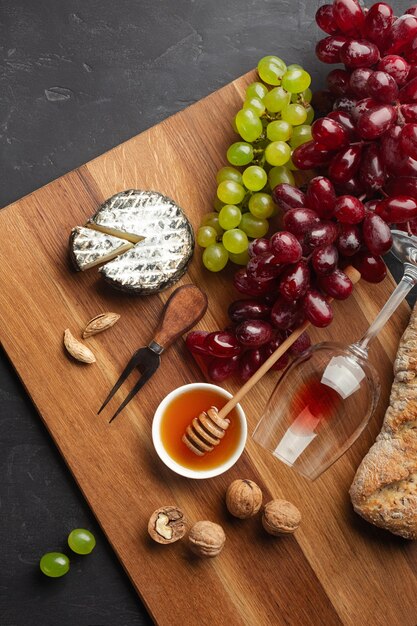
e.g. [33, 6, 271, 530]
[262, 499, 301, 536]
[188, 521, 226, 557]
[226, 479, 263, 519]
[148, 506, 187, 544]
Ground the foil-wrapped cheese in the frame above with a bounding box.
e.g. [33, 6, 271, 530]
[69, 226, 133, 271]
[69, 190, 194, 294]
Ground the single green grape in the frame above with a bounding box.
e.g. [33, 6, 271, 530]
[217, 180, 246, 205]
[248, 193, 275, 219]
[246, 81, 269, 100]
[268, 165, 295, 188]
[203, 243, 229, 272]
[281, 103, 308, 125]
[305, 104, 315, 125]
[264, 141, 291, 167]
[281, 68, 311, 93]
[240, 213, 269, 238]
[216, 166, 243, 185]
[263, 87, 290, 113]
[229, 249, 250, 265]
[287, 153, 299, 171]
[227, 142, 254, 166]
[242, 165, 267, 192]
[213, 196, 225, 212]
[201, 212, 224, 236]
[68, 529, 96, 555]
[235, 108, 263, 143]
[40, 552, 70, 578]
[257, 56, 287, 85]
[290, 124, 313, 148]
[287, 63, 302, 70]
[223, 228, 249, 254]
[197, 225, 217, 247]
[290, 88, 313, 104]
[219, 204, 242, 230]
[232, 116, 239, 133]
[266, 120, 292, 142]
[243, 96, 265, 117]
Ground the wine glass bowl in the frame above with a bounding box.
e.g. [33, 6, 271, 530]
[252, 343, 379, 480]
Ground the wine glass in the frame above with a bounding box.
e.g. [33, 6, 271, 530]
[253, 230, 417, 480]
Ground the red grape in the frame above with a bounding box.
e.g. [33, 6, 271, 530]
[236, 320, 273, 348]
[272, 183, 306, 211]
[385, 175, 417, 199]
[380, 125, 404, 172]
[335, 176, 365, 197]
[375, 195, 417, 223]
[208, 356, 239, 382]
[400, 103, 417, 122]
[311, 117, 349, 150]
[378, 55, 410, 85]
[349, 68, 372, 98]
[292, 141, 333, 169]
[357, 103, 397, 139]
[263, 334, 290, 371]
[400, 123, 417, 160]
[327, 111, 358, 139]
[404, 34, 417, 63]
[351, 97, 378, 122]
[359, 143, 386, 191]
[399, 76, 417, 102]
[228, 299, 271, 323]
[337, 224, 361, 256]
[289, 332, 311, 357]
[233, 269, 278, 296]
[303, 289, 334, 327]
[279, 261, 310, 301]
[318, 269, 353, 300]
[328, 144, 362, 183]
[362, 213, 392, 256]
[340, 40, 380, 68]
[406, 6, 417, 17]
[238, 349, 267, 381]
[367, 71, 398, 103]
[186, 330, 211, 356]
[283, 208, 320, 235]
[364, 3, 394, 46]
[334, 195, 365, 224]
[306, 176, 336, 219]
[385, 15, 417, 55]
[316, 36, 349, 63]
[333, 95, 358, 113]
[247, 253, 282, 282]
[316, 4, 340, 35]
[248, 238, 270, 257]
[333, 0, 365, 34]
[327, 69, 352, 95]
[271, 297, 304, 330]
[306, 221, 339, 249]
[312, 244, 339, 275]
[205, 331, 241, 358]
[353, 251, 387, 283]
[269, 231, 302, 263]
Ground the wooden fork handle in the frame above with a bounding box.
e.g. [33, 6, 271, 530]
[153, 284, 208, 350]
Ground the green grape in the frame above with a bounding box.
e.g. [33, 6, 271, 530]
[290, 88, 313, 103]
[229, 249, 250, 265]
[264, 141, 291, 166]
[217, 180, 246, 204]
[201, 212, 224, 236]
[266, 120, 292, 142]
[216, 166, 243, 185]
[242, 165, 267, 192]
[287, 63, 302, 70]
[290, 124, 312, 149]
[68, 529, 96, 555]
[243, 97, 265, 117]
[268, 166, 295, 188]
[203, 243, 229, 272]
[246, 81, 269, 100]
[232, 116, 239, 133]
[219, 204, 242, 230]
[227, 142, 254, 166]
[281, 68, 311, 93]
[240, 213, 269, 238]
[281, 103, 307, 125]
[213, 196, 225, 212]
[40, 552, 70, 578]
[222, 228, 249, 254]
[248, 193, 275, 219]
[235, 108, 263, 142]
[287, 153, 299, 171]
[197, 225, 217, 247]
[257, 56, 287, 85]
[305, 104, 315, 125]
[263, 87, 290, 113]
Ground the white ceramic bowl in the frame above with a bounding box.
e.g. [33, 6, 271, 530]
[152, 382, 247, 479]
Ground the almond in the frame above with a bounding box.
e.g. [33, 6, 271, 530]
[64, 329, 96, 364]
[82, 312, 120, 338]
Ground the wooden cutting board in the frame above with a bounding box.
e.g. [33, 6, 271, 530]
[1, 71, 416, 626]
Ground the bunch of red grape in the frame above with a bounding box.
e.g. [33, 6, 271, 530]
[294, 0, 417, 232]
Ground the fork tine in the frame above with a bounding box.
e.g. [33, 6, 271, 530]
[108, 368, 154, 424]
[97, 349, 143, 415]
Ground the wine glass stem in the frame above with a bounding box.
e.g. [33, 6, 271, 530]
[357, 264, 417, 353]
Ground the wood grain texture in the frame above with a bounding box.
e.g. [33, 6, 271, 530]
[0, 72, 416, 626]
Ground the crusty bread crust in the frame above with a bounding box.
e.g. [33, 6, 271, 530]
[349, 305, 417, 540]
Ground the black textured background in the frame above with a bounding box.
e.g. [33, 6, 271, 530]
[0, 2, 412, 626]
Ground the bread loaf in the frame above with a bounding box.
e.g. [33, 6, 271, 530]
[349, 303, 417, 540]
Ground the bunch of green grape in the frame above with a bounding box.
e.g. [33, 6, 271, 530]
[198, 55, 315, 272]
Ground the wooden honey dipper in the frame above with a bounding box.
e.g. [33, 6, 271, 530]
[182, 265, 361, 456]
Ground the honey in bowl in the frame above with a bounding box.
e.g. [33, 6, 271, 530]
[159, 386, 243, 471]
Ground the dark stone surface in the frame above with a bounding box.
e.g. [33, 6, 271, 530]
[0, 1, 413, 626]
